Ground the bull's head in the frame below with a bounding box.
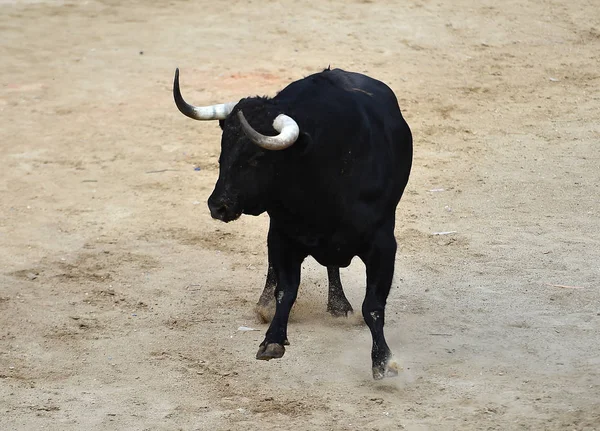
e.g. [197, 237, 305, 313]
[173, 69, 300, 222]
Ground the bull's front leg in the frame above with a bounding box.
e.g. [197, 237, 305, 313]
[255, 228, 304, 360]
[361, 218, 399, 379]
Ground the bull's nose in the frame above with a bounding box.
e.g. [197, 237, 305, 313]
[209, 202, 229, 220]
[208, 197, 240, 222]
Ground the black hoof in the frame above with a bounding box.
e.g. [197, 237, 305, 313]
[372, 358, 400, 380]
[256, 343, 285, 360]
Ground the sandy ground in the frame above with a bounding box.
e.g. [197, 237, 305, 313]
[1, 0, 599, 429]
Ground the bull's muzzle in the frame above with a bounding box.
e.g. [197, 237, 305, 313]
[208, 196, 241, 223]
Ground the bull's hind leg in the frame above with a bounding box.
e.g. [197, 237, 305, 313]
[256, 263, 351, 322]
[255, 263, 277, 324]
[327, 266, 353, 317]
[361, 219, 399, 380]
[256, 228, 304, 360]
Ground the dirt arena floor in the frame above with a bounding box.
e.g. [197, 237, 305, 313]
[1, 0, 599, 429]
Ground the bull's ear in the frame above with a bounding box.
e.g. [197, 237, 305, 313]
[218, 120, 225, 130]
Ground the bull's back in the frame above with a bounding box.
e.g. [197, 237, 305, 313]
[277, 68, 401, 118]
[321, 69, 400, 108]
[320, 69, 412, 206]
[272, 68, 412, 252]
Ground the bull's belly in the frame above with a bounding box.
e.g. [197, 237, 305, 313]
[277, 220, 370, 267]
[272, 209, 380, 267]
[310, 252, 355, 268]
[305, 241, 360, 268]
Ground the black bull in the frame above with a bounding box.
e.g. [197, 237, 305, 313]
[173, 67, 413, 379]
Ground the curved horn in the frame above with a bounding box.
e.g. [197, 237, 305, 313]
[237, 110, 300, 151]
[173, 68, 235, 120]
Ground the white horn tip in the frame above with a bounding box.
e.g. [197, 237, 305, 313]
[273, 114, 300, 141]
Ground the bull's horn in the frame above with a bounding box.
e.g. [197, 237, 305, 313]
[173, 68, 235, 120]
[237, 110, 299, 151]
